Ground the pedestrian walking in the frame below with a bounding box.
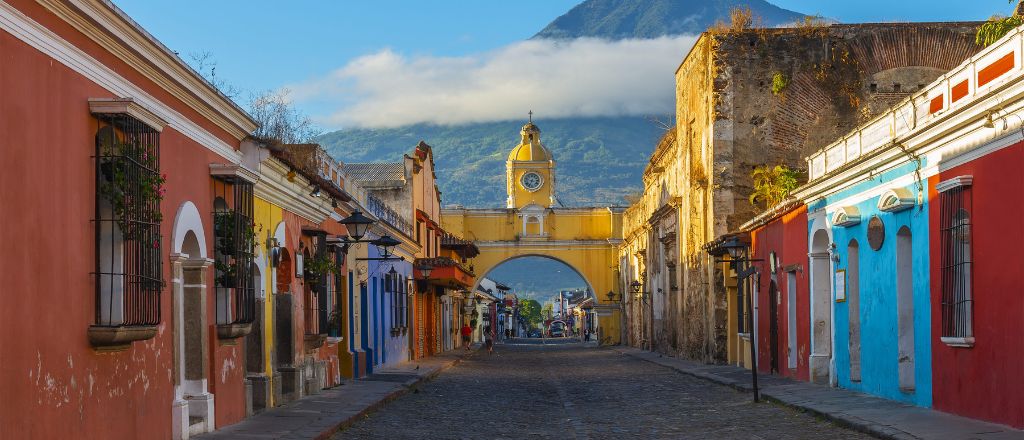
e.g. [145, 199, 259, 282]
[484, 327, 494, 354]
[461, 323, 472, 350]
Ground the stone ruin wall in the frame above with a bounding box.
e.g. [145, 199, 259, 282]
[670, 22, 981, 364]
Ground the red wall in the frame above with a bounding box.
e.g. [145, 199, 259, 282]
[0, 14, 247, 440]
[0, 2, 262, 436]
[929, 142, 1024, 428]
[751, 206, 811, 382]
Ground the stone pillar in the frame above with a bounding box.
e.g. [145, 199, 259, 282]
[183, 258, 215, 434]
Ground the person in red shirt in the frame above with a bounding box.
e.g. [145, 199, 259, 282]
[461, 323, 472, 350]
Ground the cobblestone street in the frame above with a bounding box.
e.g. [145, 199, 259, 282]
[337, 340, 874, 439]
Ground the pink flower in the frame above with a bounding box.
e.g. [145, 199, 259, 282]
[152, 239, 159, 249]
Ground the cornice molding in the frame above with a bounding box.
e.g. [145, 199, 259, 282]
[0, 1, 242, 161]
[38, 0, 257, 138]
[88, 97, 166, 131]
[935, 175, 974, 193]
[255, 158, 332, 224]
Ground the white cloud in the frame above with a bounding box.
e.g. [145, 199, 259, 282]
[290, 36, 698, 129]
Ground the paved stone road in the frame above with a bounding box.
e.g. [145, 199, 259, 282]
[336, 340, 874, 439]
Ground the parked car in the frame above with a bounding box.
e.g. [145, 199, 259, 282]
[528, 329, 542, 338]
[550, 328, 565, 337]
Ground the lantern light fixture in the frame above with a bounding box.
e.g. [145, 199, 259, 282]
[339, 210, 374, 241]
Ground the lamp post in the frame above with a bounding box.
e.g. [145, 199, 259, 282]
[718, 236, 761, 403]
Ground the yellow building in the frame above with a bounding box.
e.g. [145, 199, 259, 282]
[441, 120, 625, 344]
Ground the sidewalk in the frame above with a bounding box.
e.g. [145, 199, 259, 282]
[614, 347, 1024, 440]
[196, 347, 478, 440]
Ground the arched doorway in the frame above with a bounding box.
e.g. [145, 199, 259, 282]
[477, 255, 592, 341]
[809, 227, 833, 385]
[169, 201, 215, 439]
[896, 226, 915, 392]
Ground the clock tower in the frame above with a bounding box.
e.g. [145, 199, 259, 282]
[506, 117, 556, 209]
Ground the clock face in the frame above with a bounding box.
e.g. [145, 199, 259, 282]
[520, 172, 543, 191]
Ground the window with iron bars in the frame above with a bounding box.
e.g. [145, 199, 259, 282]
[212, 179, 256, 329]
[940, 184, 973, 342]
[94, 113, 164, 329]
[302, 233, 331, 336]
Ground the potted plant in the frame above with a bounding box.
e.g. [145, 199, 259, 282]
[214, 212, 257, 256]
[215, 259, 237, 288]
[327, 306, 342, 338]
[304, 253, 337, 285]
[97, 140, 166, 242]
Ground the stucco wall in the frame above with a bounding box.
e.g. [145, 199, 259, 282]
[0, 9, 248, 437]
[930, 143, 1024, 428]
[751, 206, 811, 382]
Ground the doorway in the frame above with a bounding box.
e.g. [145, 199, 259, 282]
[896, 227, 915, 392]
[768, 280, 780, 374]
[810, 229, 833, 385]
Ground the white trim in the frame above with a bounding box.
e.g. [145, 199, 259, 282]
[0, 2, 242, 161]
[936, 175, 974, 193]
[209, 163, 260, 183]
[88, 98, 166, 131]
[38, 0, 256, 137]
[940, 336, 975, 348]
[830, 206, 861, 227]
[254, 159, 332, 224]
[877, 188, 916, 212]
[172, 201, 207, 258]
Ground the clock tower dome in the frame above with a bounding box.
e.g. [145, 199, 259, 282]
[506, 116, 556, 209]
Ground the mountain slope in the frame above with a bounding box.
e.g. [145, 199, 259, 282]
[318, 116, 667, 207]
[534, 0, 806, 40]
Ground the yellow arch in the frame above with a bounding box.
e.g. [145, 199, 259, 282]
[442, 206, 624, 344]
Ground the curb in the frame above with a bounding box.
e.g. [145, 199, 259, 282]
[613, 348, 909, 440]
[312, 348, 479, 440]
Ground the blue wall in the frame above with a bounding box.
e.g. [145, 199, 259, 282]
[816, 166, 933, 407]
[366, 243, 411, 369]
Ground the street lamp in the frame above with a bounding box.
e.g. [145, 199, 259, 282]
[416, 263, 433, 279]
[606, 290, 617, 301]
[371, 234, 401, 259]
[339, 210, 374, 241]
[713, 235, 761, 403]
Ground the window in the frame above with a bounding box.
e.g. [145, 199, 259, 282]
[94, 113, 163, 328]
[212, 178, 256, 328]
[401, 276, 409, 328]
[938, 178, 973, 345]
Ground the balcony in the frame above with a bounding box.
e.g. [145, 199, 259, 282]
[415, 257, 475, 289]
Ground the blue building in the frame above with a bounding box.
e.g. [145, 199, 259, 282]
[796, 128, 934, 407]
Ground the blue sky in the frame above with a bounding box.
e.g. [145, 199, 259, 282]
[113, 0, 1018, 129]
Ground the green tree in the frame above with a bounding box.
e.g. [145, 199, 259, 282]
[748, 165, 801, 211]
[541, 302, 554, 320]
[518, 299, 543, 329]
[976, 1, 1024, 47]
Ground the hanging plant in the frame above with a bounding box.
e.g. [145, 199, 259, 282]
[97, 140, 166, 242]
[304, 253, 338, 285]
[215, 259, 237, 288]
[327, 306, 343, 334]
[214, 211, 257, 256]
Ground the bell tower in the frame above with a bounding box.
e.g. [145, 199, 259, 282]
[506, 114, 556, 209]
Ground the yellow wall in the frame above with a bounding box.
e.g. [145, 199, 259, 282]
[442, 208, 624, 344]
[253, 196, 283, 405]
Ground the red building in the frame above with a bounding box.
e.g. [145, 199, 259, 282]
[929, 141, 1024, 428]
[0, 0, 259, 438]
[747, 203, 812, 382]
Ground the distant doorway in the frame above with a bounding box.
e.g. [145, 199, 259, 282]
[768, 280, 780, 374]
[810, 229, 833, 385]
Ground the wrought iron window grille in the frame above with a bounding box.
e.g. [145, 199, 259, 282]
[302, 232, 331, 336]
[212, 178, 257, 332]
[940, 185, 974, 342]
[93, 113, 163, 330]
